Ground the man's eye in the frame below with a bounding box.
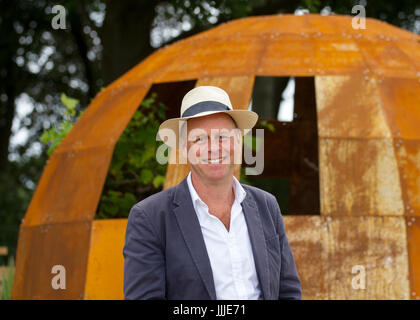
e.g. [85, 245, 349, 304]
[195, 136, 207, 143]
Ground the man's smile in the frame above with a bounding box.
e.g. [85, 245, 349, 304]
[200, 156, 228, 164]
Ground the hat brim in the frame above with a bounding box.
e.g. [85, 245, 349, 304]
[157, 110, 259, 149]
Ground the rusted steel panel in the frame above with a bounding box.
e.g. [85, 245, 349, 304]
[406, 217, 420, 300]
[319, 138, 404, 216]
[283, 216, 323, 299]
[84, 219, 127, 300]
[150, 14, 418, 82]
[23, 146, 113, 226]
[156, 37, 263, 83]
[315, 75, 391, 138]
[356, 38, 417, 79]
[274, 14, 322, 35]
[197, 76, 255, 111]
[321, 216, 409, 299]
[209, 15, 415, 40]
[395, 40, 420, 71]
[164, 76, 254, 189]
[312, 38, 367, 74]
[284, 216, 409, 299]
[378, 78, 420, 140]
[142, 39, 205, 84]
[306, 15, 349, 36]
[12, 221, 91, 299]
[260, 35, 370, 76]
[258, 35, 316, 76]
[58, 85, 150, 152]
[332, 17, 413, 40]
[395, 139, 420, 217]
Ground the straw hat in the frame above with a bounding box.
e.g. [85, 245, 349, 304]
[157, 86, 258, 148]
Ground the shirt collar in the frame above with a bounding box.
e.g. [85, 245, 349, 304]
[186, 171, 246, 211]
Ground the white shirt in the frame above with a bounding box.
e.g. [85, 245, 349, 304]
[186, 171, 262, 300]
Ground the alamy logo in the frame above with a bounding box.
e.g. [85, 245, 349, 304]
[51, 5, 67, 30]
[351, 265, 366, 290]
[351, 5, 366, 30]
[51, 265, 66, 290]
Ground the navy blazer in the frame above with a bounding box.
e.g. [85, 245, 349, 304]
[123, 176, 302, 300]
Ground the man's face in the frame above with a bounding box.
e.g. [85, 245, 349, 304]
[184, 113, 241, 183]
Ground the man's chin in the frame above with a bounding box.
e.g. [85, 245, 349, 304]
[198, 165, 233, 181]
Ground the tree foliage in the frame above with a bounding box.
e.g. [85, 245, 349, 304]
[40, 93, 82, 155]
[97, 93, 168, 219]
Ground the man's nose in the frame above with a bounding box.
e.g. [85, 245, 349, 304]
[208, 137, 222, 154]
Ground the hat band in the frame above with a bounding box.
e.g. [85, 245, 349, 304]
[181, 101, 230, 118]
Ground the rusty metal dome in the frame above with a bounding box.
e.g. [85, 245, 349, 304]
[13, 14, 420, 300]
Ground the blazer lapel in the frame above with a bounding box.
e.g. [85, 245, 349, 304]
[241, 191, 271, 300]
[172, 178, 217, 300]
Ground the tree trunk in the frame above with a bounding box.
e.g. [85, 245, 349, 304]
[0, 0, 18, 169]
[0, 62, 16, 169]
[100, 0, 156, 86]
[69, 2, 98, 100]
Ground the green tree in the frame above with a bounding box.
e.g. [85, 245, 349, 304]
[40, 93, 82, 156]
[97, 93, 168, 219]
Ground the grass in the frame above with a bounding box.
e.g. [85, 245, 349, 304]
[1, 256, 14, 300]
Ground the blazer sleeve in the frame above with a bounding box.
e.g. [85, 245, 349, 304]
[269, 195, 302, 300]
[123, 204, 166, 300]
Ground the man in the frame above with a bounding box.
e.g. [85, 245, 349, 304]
[123, 86, 301, 300]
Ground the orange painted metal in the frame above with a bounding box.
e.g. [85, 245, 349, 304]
[12, 14, 420, 299]
[84, 219, 127, 300]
